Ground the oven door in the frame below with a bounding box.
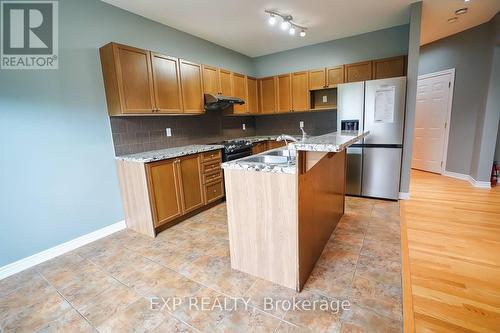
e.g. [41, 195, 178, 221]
[224, 149, 252, 162]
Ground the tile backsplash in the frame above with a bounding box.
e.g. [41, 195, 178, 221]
[110, 110, 255, 155]
[255, 111, 337, 137]
[110, 109, 337, 156]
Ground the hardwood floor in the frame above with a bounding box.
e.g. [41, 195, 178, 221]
[401, 170, 500, 333]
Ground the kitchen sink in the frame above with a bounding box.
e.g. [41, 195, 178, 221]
[242, 155, 291, 164]
[266, 149, 297, 157]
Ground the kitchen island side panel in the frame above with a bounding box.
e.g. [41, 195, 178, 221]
[224, 169, 298, 290]
[297, 150, 346, 289]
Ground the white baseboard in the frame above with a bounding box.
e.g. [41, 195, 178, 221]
[0, 220, 126, 280]
[399, 192, 410, 200]
[443, 171, 491, 189]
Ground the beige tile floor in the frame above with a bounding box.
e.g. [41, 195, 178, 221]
[0, 197, 402, 333]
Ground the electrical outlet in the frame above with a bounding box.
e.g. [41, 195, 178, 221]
[165, 128, 172, 137]
[322, 95, 328, 103]
[300, 121, 304, 129]
[242, 123, 246, 130]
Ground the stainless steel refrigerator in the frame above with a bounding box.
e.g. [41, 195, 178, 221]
[337, 76, 406, 200]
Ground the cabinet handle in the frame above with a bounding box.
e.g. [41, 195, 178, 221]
[213, 189, 217, 193]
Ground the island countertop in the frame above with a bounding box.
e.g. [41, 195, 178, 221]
[291, 130, 369, 152]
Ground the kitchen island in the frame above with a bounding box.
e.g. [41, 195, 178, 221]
[222, 130, 368, 291]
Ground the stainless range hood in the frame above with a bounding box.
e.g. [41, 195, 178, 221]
[204, 93, 244, 111]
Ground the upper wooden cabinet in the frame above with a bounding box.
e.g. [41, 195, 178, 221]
[260, 76, 277, 114]
[277, 74, 292, 113]
[373, 56, 406, 79]
[151, 53, 183, 113]
[291, 71, 310, 112]
[345, 61, 373, 83]
[232, 72, 248, 114]
[202, 65, 219, 95]
[179, 59, 204, 114]
[219, 69, 232, 96]
[309, 69, 326, 90]
[246, 77, 259, 114]
[326, 66, 344, 87]
[100, 43, 155, 115]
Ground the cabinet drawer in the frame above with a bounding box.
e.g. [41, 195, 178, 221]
[201, 150, 222, 162]
[202, 160, 221, 174]
[205, 181, 224, 203]
[203, 171, 223, 185]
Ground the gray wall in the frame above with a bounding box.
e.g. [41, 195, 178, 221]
[400, 1, 422, 194]
[496, 123, 500, 162]
[0, 0, 255, 267]
[253, 25, 409, 77]
[419, 22, 496, 176]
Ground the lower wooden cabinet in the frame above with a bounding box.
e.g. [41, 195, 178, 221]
[117, 149, 224, 237]
[252, 140, 286, 154]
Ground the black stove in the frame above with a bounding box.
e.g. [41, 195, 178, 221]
[213, 139, 253, 162]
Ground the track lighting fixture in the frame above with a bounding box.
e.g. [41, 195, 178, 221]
[264, 9, 307, 37]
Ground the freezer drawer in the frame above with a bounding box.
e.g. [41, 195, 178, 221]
[346, 147, 362, 196]
[362, 147, 402, 200]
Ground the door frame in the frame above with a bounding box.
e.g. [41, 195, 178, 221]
[416, 68, 455, 174]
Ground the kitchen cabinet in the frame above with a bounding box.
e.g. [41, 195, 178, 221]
[202, 65, 220, 95]
[100, 43, 155, 115]
[232, 72, 248, 114]
[219, 69, 232, 96]
[372, 56, 406, 79]
[326, 66, 344, 87]
[291, 71, 310, 112]
[177, 154, 204, 213]
[345, 61, 373, 83]
[308, 69, 326, 90]
[277, 74, 292, 113]
[267, 140, 286, 150]
[117, 149, 224, 237]
[180, 59, 204, 114]
[146, 159, 183, 227]
[260, 76, 278, 114]
[151, 53, 183, 113]
[246, 77, 259, 114]
[252, 141, 268, 154]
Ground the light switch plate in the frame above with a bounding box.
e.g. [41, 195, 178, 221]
[165, 128, 172, 137]
[299, 121, 304, 129]
[322, 95, 328, 103]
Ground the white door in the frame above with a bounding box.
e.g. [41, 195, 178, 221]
[412, 71, 453, 174]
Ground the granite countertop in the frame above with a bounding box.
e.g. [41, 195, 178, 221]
[291, 130, 369, 152]
[116, 144, 224, 163]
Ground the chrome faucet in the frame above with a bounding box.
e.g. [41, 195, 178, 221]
[276, 134, 299, 145]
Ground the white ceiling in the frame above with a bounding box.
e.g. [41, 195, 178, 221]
[101, 0, 414, 57]
[421, 0, 500, 45]
[101, 0, 500, 57]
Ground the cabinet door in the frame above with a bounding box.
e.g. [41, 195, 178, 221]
[151, 53, 183, 113]
[147, 160, 183, 227]
[246, 77, 259, 114]
[232, 72, 248, 114]
[326, 65, 344, 87]
[219, 69, 232, 96]
[115, 44, 155, 114]
[345, 61, 372, 83]
[260, 76, 277, 114]
[267, 140, 286, 150]
[177, 154, 204, 213]
[202, 65, 219, 95]
[179, 59, 204, 114]
[372, 56, 406, 79]
[277, 74, 292, 113]
[292, 71, 310, 112]
[309, 69, 326, 90]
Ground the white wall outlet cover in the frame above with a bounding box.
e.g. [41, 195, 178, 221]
[166, 128, 172, 137]
[299, 121, 304, 128]
[242, 123, 246, 130]
[322, 95, 328, 103]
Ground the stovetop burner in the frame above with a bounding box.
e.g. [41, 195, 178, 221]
[213, 139, 252, 154]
